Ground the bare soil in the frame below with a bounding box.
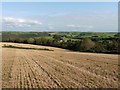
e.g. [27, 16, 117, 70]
[1, 42, 119, 88]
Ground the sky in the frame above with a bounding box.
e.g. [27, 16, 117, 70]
[1, 2, 118, 32]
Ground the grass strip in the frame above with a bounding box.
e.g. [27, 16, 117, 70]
[2, 45, 53, 51]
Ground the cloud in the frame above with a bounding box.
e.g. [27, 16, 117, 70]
[48, 26, 54, 30]
[77, 25, 94, 29]
[3, 17, 42, 27]
[66, 24, 75, 27]
[66, 24, 94, 29]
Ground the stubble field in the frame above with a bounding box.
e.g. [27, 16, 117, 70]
[1, 42, 119, 88]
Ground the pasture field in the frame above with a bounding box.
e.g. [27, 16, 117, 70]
[1, 42, 119, 88]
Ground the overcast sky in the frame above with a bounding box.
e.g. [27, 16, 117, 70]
[2, 2, 118, 32]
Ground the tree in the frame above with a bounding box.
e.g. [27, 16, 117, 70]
[80, 38, 95, 51]
[53, 35, 62, 42]
[94, 43, 106, 53]
[114, 33, 120, 38]
[27, 38, 35, 44]
[34, 37, 48, 45]
[14, 38, 24, 43]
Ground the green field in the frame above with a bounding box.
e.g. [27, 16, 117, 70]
[2, 31, 117, 41]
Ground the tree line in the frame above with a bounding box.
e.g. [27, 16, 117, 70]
[2, 34, 119, 54]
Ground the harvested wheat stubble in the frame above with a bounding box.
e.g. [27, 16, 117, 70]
[2, 42, 119, 88]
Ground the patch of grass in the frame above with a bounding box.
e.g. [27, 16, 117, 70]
[2, 45, 53, 51]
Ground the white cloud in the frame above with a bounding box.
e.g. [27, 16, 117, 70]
[48, 24, 52, 26]
[77, 25, 94, 29]
[66, 24, 75, 27]
[66, 24, 93, 29]
[3, 17, 42, 27]
[48, 26, 54, 29]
